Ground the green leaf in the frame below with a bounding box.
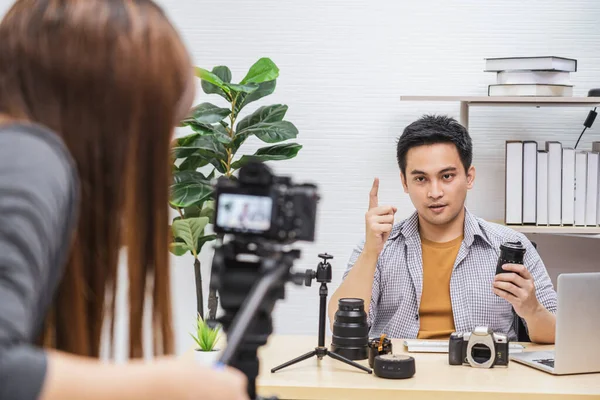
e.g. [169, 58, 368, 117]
[231, 143, 302, 170]
[238, 121, 298, 144]
[173, 170, 207, 183]
[236, 104, 288, 132]
[197, 234, 217, 252]
[200, 200, 215, 221]
[170, 176, 213, 208]
[173, 135, 228, 160]
[199, 66, 232, 100]
[184, 103, 231, 125]
[240, 58, 280, 84]
[234, 80, 276, 115]
[169, 241, 189, 256]
[224, 82, 259, 94]
[212, 66, 232, 83]
[172, 217, 210, 255]
[178, 155, 209, 171]
[183, 205, 202, 218]
[213, 124, 232, 145]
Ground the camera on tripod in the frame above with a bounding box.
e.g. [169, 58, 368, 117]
[209, 161, 320, 400]
[213, 160, 318, 243]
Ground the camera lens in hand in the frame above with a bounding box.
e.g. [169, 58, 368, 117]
[495, 241, 526, 275]
[330, 298, 369, 360]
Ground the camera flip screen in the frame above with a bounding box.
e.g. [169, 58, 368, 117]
[216, 193, 273, 233]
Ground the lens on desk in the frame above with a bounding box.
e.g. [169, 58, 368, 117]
[330, 298, 369, 360]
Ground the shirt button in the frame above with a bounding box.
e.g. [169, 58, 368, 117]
[415, 314, 419, 320]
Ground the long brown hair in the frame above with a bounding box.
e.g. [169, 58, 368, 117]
[0, 0, 194, 358]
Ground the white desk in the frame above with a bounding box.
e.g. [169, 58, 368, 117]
[255, 335, 600, 400]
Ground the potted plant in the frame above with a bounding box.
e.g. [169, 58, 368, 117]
[169, 58, 302, 322]
[191, 314, 222, 365]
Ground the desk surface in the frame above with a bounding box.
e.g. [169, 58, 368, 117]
[254, 335, 600, 400]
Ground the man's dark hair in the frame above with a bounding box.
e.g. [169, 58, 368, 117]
[396, 114, 473, 175]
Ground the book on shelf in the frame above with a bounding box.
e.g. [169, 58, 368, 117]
[536, 150, 549, 225]
[504, 141, 600, 228]
[561, 147, 575, 225]
[496, 70, 571, 85]
[488, 84, 573, 97]
[484, 56, 577, 97]
[505, 141, 523, 224]
[586, 152, 599, 226]
[575, 151, 587, 226]
[546, 141, 562, 225]
[522, 141, 537, 224]
[484, 56, 577, 72]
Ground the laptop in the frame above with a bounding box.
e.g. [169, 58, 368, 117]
[510, 272, 600, 375]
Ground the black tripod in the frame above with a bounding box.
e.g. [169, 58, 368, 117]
[270, 253, 372, 374]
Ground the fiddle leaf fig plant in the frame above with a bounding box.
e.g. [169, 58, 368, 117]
[169, 58, 302, 321]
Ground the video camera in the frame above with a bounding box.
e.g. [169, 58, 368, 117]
[209, 161, 320, 400]
[213, 160, 318, 242]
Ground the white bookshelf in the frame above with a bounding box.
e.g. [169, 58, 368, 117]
[498, 222, 600, 238]
[400, 96, 600, 129]
[402, 95, 600, 237]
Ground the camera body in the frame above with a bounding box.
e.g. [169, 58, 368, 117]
[448, 326, 509, 368]
[213, 161, 319, 243]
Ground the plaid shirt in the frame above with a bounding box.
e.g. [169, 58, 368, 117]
[343, 208, 558, 340]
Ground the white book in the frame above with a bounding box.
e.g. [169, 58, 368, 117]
[546, 142, 563, 225]
[586, 152, 599, 226]
[484, 56, 577, 72]
[505, 141, 523, 224]
[561, 148, 575, 225]
[496, 71, 571, 85]
[488, 84, 573, 97]
[575, 152, 587, 226]
[536, 151, 549, 225]
[522, 141, 537, 224]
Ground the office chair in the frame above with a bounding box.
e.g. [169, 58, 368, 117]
[513, 240, 537, 342]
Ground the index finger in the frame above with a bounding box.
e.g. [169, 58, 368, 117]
[369, 178, 379, 209]
[501, 263, 532, 280]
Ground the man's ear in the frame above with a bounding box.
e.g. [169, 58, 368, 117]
[401, 171, 408, 193]
[466, 165, 476, 189]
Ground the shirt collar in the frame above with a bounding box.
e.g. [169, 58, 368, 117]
[392, 207, 492, 248]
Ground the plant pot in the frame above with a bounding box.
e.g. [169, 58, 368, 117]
[194, 348, 221, 366]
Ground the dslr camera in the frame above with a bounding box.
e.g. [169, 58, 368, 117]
[210, 161, 320, 400]
[448, 326, 509, 368]
[213, 161, 318, 243]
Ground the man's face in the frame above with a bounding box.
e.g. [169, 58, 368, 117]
[401, 142, 475, 226]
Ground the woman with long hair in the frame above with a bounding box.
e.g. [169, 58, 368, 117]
[0, 1, 248, 399]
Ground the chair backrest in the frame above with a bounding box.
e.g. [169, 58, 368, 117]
[513, 240, 537, 342]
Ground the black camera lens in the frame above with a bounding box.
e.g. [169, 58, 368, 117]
[496, 241, 526, 275]
[330, 298, 369, 360]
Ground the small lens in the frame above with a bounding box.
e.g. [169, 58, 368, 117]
[471, 343, 491, 364]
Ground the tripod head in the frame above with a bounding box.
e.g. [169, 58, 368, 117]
[304, 253, 333, 286]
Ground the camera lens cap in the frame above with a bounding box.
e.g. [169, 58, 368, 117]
[373, 354, 416, 379]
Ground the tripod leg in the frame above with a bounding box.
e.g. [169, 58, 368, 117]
[328, 351, 373, 374]
[270, 350, 317, 373]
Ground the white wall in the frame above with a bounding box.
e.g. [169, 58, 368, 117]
[161, 0, 600, 355]
[2, 0, 598, 357]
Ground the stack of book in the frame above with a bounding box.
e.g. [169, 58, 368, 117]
[505, 141, 600, 226]
[485, 56, 577, 97]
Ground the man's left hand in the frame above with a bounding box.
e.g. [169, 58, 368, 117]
[493, 263, 541, 319]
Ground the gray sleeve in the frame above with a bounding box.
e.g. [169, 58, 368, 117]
[519, 234, 558, 314]
[0, 126, 78, 400]
[342, 239, 381, 327]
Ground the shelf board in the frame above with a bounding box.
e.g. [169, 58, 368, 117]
[400, 95, 600, 105]
[495, 222, 600, 235]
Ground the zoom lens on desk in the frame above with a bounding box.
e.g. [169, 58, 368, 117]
[330, 298, 369, 360]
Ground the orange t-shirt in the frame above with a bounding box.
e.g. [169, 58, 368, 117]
[416, 234, 463, 340]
